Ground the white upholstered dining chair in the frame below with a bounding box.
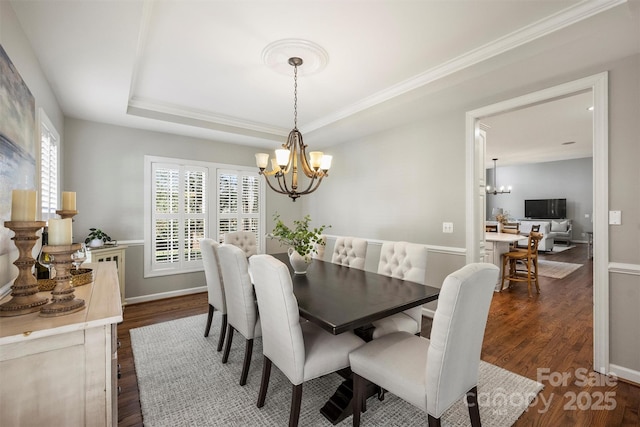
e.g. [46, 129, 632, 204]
[371, 241, 428, 339]
[224, 231, 258, 257]
[248, 254, 365, 427]
[217, 244, 262, 386]
[349, 263, 499, 427]
[199, 238, 227, 352]
[331, 236, 368, 270]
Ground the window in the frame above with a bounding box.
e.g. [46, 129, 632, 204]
[39, 110, 60, 220]
[144, 156, 264, 277]
[217, 169, 261, 243]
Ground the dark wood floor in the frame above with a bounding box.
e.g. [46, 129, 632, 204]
[118, 243, 639, 426]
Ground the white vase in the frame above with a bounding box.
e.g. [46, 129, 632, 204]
[89, 238, 104, 248]
[288, 248, 312, 274]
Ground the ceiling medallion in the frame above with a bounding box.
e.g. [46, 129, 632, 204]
[262, 39, 329, 76]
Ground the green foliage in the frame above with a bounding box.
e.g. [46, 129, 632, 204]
[268, 213, 329, 258]
[85, 228, 112, 244]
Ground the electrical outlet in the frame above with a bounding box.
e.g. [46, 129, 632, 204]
[442, 222, 454, 233]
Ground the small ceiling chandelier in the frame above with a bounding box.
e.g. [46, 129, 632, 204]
[486, 158, 512, 195]
[255, 57, 332, 202]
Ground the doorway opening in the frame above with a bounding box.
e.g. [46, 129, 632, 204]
[465, 72, 610, 374]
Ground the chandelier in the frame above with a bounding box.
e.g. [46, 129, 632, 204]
[486, 158, 511, 195]
[255, 57, 332, 202]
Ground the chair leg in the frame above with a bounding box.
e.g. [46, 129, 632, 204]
[239, 338, 254, 386]
[533, 257, 540, 294]
[257, 357, 272, 408]
[352, 373, 364, 427]
[427, 415, 442, 427]
[526, 259, 533, 297]
[222, 325, 234, 364]
[217, 314, 227, 352]
[289, 383, 303, 427]
[466, 386, 482, 427]
[500, 255, 509, 291]
[204, 304, 214, 337]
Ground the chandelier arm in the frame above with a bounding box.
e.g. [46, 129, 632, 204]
[260, 173, 287, 195]
[297, 174, 325, 195]
[275, 171, 294, 194]
[294, 131, 317, 178]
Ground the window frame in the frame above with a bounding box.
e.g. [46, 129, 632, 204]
[144, 155, 265, 278]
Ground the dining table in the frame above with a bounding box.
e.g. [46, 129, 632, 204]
[270, 252, 440, 424]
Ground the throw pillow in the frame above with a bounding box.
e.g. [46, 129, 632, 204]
[551, 220, 568, 232]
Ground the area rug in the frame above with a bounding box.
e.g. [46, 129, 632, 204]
[131, 314, 543, 426]
[537, 259, 583, 279]
[550, 245, 576, 253]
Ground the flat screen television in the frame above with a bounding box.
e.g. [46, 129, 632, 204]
[524, 198, 566, 219]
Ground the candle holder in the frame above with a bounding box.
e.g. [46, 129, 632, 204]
[0, 221, 49, 317]
[39, 243, 85, 317]
[55, 210, 78, 220]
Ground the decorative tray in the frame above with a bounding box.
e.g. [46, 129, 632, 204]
[37, 268, 94, 291]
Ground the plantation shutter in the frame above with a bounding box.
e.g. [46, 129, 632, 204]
[151, 162, 207, 273]
[217, 169, 261, 251]
[40, 120, 59, 220]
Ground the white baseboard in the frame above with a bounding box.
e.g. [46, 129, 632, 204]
[126, 285, 206, 305]
[609, 363, 640, 386]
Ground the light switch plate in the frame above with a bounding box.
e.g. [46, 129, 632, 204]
[609, 210, 622, 225]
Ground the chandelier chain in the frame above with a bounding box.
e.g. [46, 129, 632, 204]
[293, 63, 298, 129]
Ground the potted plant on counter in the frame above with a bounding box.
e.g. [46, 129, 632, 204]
[268, 213, 329, 274]
[85, 228, 112, 248]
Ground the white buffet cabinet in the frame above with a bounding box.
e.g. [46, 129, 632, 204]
[0, 262, 123, 426]
[86, 245, 127, 306]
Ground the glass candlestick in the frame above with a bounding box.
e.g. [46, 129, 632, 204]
[39, 243, 85, 317]
[0, 221, 49, 316]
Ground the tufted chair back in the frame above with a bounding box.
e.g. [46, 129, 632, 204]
[331, 236, 368, 270]
[378, 241, 427, 284]
[371, 241, 428, 339]
[217, 244, 260, 340]
[200, 238, 226, 314]
[249, 254, 305, 384]
[224, 231, 258, 257]
[426, 263, 498, 418]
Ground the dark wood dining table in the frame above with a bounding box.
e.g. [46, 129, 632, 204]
[271, 253, 440, 424]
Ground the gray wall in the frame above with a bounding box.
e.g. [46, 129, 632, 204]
[486, 158, 593, 241]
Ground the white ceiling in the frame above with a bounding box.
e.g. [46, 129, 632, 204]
[9, 0, 640, 164]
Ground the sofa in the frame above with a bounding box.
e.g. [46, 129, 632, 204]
[517, 221, 554, 252]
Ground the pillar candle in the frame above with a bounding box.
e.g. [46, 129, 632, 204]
[48, 218, 73, 245]
[11, 189, 37, 221]
[62, 191, 76, 210]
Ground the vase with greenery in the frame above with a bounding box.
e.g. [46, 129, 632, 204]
[85, 228, 112, 248]
[269, 213, 329, 273]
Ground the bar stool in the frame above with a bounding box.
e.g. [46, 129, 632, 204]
[501, 231, 542, 297]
